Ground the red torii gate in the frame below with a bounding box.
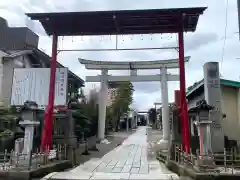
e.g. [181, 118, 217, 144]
[26, 7, 207, 153]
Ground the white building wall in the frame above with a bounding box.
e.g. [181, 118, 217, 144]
[0, 51, 7, 107]
[1, 52, 32, 106]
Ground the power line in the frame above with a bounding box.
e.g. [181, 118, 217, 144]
[220, 0, 229, 72]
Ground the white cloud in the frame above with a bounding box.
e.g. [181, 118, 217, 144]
[1, 0, 240, 111]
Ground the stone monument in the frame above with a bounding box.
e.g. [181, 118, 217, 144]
[203, 62, 224, 153]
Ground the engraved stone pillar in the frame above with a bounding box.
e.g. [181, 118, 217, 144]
[203, 62, 224, 153]
[98, 69, 108, 141]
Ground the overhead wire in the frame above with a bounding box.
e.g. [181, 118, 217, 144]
[220, 0, 229, 73]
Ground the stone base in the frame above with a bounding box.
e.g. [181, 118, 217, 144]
[157, 139, 169, 150]
[99, 139, 111, 144]
[12, 154, 40, 169]
[0, 102, 4, 109]
[198, 157, 215, 168]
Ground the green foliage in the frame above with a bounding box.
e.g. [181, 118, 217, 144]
[111, 81, 134, 115]
[148, 108, 156, 123]
[0, 129, 13, 137]
[0, 107, 19, 138]
[110, 81, 134, 131]
[0, 107, 18, 126]
[70, 91, 98, 139]
[68, 83, 79, 95]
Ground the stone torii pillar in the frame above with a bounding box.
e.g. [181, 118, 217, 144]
[158, 67, 170, 150]
[98, 69, 108, 141]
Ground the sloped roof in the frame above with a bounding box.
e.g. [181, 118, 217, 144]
[2, 48, 84, 87]
[186, 78, 240, 99]
[2, 50, 33, 59]
[26, 7, 207, 36]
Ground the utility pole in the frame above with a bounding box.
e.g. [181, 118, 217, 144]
[237, 0, 240, 40]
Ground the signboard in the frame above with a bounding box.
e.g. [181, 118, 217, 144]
[11, 68, 68, 107]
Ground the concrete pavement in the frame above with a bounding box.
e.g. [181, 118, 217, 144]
[42, 126, 178, 179]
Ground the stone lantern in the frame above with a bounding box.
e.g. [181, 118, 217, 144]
[19, 101, 40, 158]
[20, 101, 39, 122]
[189, 100, 214, 156]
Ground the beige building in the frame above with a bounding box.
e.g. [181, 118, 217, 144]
[186, 79, 240, 141]
[86, 85, 118, 107]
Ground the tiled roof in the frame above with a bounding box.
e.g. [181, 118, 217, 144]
[2, 48, 84, 86]
[186, 78, 240, 98]
[2, 50, 33, 58]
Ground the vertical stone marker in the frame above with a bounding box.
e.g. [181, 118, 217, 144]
[203, 62, 224, 153]
[20, 120, 39, 156]
[98, 69, 108, 141]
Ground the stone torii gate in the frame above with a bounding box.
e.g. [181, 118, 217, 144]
[79, 56, 190, 149]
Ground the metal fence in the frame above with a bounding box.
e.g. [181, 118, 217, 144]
[171, 144, 240, 174]
[0, 144, 68, 171]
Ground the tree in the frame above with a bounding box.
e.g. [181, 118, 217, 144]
[105, 106, 113, 134]
[70, 88, 98, 140]
[111, 81, 134, 131]
[148, 108, 156, 125]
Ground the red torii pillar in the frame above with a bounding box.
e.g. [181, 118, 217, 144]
[178, 14, 190, 153]
[41, 34, 58, 151]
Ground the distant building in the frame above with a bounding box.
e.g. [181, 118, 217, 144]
[107, 82, 120, 107]
[0, 17, 84, 107]
[107, 88, 117, 107]
[88, 88, 99, 104]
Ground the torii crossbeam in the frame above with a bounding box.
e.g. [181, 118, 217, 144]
[26, 7, 207, 153]
[79, 56, 190, 69]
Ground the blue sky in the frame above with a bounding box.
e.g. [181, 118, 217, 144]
[0, 0, 240, 111]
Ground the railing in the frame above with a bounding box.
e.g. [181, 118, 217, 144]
[172, 144, 196, 167]
[0, 144, 68, 171]
[171, 144, 240, 174]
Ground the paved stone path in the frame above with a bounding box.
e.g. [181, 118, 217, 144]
[43, 126, 178, 179]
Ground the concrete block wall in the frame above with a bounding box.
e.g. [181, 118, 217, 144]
[0, 17, 39, 50]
